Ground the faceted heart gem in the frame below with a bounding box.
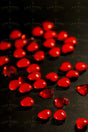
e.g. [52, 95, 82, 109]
[0, 41, 11, 50]
[27, 42, 39, 52]
[16, 58, 30, 68]
[43, 39, 55, 48]
[42, 21, 54, 31]
[64, 37, 77, 45]
[34, 79, 47, 89]
[0, 56, 9, 66]
[66, 70, 79, 79]
[3, 65, 17, 76]
[44, 30, 57, 39]
[10, 30, 22, 39]
[39, 88, 54, 99]
[57, 31, 68, 41]
[19, 83, 32, 93]
[15, 39, 28, 49]
[38, 109, 52, 119]
[76, 84, 88, 96]
[28, 72, 41, 81]
[9, 80, 21, 91]
[75, 62, 87, 72]
[33, 50, 45, 61]
[49, 47, 61, 57]
[32, 26, 44, 36]
[20, 97, 34, 107]
[45, 72, 59, 82]
[26, 64, 40, 73]
[13, 48, 26, 58]
[57, 77, 71, 88]
[76, 118, 88, 130]
[54, 109, 66, 121]
[62, 44, 74, 54]
[59, 62, 72, 72]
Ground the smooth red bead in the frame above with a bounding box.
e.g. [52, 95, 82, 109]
[76, 118, 88, 130]
[15, 39, 28, 49]
[0, 56, 9, 66]
[38, 109, 51, 119]
[33, 50, 45, 61]
[9, 80, 21, 91]
[59, 62, 72, 72]
[10, 30, 22, 39]
[45, 72, 59, 82]
[21, 34, 26, 39]
[3, 65, 17, 76]
[0, 41, 11, 50]
[75, 62, 87, 72]
[16, 58, 30, 68]
[57, 31, 68, 41]
[42, 21, 54, 31]
[54, 109, 66, 121]
[66, 70, 79, 79]
[13, 48, 26, 58]
[33, 79, 47, 89]
[64, 37, 77, 45]
[44, 30, 57, 39]
[76, 84, 88, 96]
[19, 83, 32, 93]
[27, 42, 39, 52]
[39, 88, 53, 99]
[49, 47, 60, 57]
[28, 72, 41, 81]
[26, 64, 40, 73]
[20, 97, 34, 107]
[57, 77, 71, 88]
[62, 44, 74, 54]
[43, 39, 55, 48]
[32, 26, 44, 36]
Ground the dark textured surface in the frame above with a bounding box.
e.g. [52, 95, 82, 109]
[0, 0, 88, 132]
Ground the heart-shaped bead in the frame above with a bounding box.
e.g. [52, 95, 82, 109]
[3, 65, 17, 76]
[62, 44, 74, 54]
[34, 79, 47, 89]
[57, 31, 68, 41]
[59, 62, 72, 72]
[76, 84, 88, 96]
[66, 70, 79, 79]
[43, 39, 55, 48]
[42, 21, 54, 31]
[0, 56, 9, 66]
[39, 88, 53, 99]
[76, 118, 88, 130]
[64, 37, 77, 45]
[54, 109, 66, 121]
[49, 47, 61, 57]
[28, 72, 41, 81]
[38, 109, 52, 119]
[13, 48, 26, 58]
[15, 39, 28, 49]
[9, 80, 21, 91]
[26, 64, 40, 73]
[0, 41, 11, 50]
[44, 30, 57, 39]
[10, 30, 22, 39]
[27, 42, 39, 52]
[20, 97, 34, 107]
[75, 62, 87, 72]
[16, 58, 30, 68]
[57, 77, 71, 88]
[33, 50, 45, 61]
[45, 72, 59, 82]
[32, 26, 44, 36]
[19, 83, 32, 93]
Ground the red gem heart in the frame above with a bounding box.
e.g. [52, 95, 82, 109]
[76, 118, 88, 130]
[45, 72, 59, 82]
[0, 56, 9, 66]
[15, 39, 28, 49]
[16, 58, 30, 68]
[38, 109, 52, 119]
[64, 37, 77, 45]
[13, 48, 26, 58]
[57, 31, 68, 41]
[62, 44, 74, 54]
[10, 30, 22, 39]
[49, 47, 61, 57]
[66, 70, 79, 79]
[0, 41, 11, 50]
[28, 71, 41, 81]
[33, 79, 47, 89]
[76, 84, 88, 96]
[42, 21, 54, 31]
[26, 63, 40, 73]
[54, 109, 67, 121]
[33, 50, 45, 61]
[75, 62, 87, 72]
[57, 77, 71, 88]
[9, 80, 21, 91]
[20, 97, 34, 107]
[44, 30, 57, 39]
[19, 83, 32, 93]
[59, 62, 72, 72]
[43, 39, 55, 48]
[27, 42, 39, 52]
[32, 26, 44, 36]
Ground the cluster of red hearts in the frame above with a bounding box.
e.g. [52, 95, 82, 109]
[0, 21, 88, 130]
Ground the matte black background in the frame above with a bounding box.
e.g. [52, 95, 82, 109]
[0, 0, 88, 132]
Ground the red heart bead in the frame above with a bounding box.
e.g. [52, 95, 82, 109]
[62, 44, 74, 54]
[64, 37, 77, 45]
[13, 48, 26, 58]
[9, 80, 21, 91]
[49, 47, 61, 57]
[33, 50, 45, 61]
[15, 39, 28, 49]
[16, 58, 30, 68]
[59, 62, 72, 72]
[20, 97, 34, 107]
[43, 38, 55, 48]
[54, 109, 66, 121]
[0, 56, 9, 66]
[57, 77, 71, 87]
[3, 65, 17, 76]
[28, 72, 41, 81]
[76, 118, 88, 130]
[76, 84, 88, 96]
[26, 64, 40, 73]
[39, 88, 53, 99]
[45, 72, 59, 82]
[10, 30, 22, 39]
[19, 83, 32, 93]
[42, 21, 54, 31]
[75, 62, 87, 72]
[27, 42, 39, 52]
[66, 70, 79, 79]
[34, 79, 47, 89]
[38, 109, 51, 119]
[0, 41, 11, 50]
[44, 30, 57, 39]
[57, 31, 68, 41]
[32, 26, 44, 36]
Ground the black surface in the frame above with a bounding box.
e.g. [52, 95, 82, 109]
[0, 0, 88, 132]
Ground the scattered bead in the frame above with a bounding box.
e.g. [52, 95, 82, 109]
[43, 39, 55, 48]
[38, 109, 51, 119]
[19, 83, 32, 93]
[21, 34, 26, 39]
[62, 44, 74, 54]
[57, 77, 71, 88]
[33, 50, 45, 61]
[26, 64, 40, 73]
[3, 65, 17, 76]
[0, 56, 9, 66]
[57, 31, 68, 41]
[10, 30, 22, 39]
[0, 41, 11, 50]
[76, 84, 88, 96]
[49, 47, 60, 57]
[64, 37, 77, 45]
[59, 62, 72, 72]
[76, 118, 88, 130]
[13, 48, 26, 58]
[44, 30, 57, 39]
[32, 26, 44, 36]
[16, 58, 30, 68]
[28, 72, 41, 81]
[45, 72, 59, 82]
[15, 39, 28, 49]
[54, 109, 66, 121]
[75, 62, 87, 72]
[20, 97, 34, 107]
[39, 88, 53, 99]
[66, 70, 79, 79]
[34, 79, 47, 89]
[42, 21, 54, 31]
